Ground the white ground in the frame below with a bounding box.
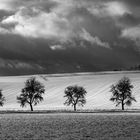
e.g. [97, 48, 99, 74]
[0, 71, 140, 110]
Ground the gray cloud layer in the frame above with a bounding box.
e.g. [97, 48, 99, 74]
[0, 0, 140, 75]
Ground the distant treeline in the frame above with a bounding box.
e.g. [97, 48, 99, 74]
[113, 64, 140, 71]
[128, 64, 140, 71]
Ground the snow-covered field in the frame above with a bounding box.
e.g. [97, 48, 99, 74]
[0, 71, 140, 110]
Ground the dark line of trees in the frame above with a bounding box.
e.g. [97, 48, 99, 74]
[0, 76, 137, 111]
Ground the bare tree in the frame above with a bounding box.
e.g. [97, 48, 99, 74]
[17, 77, 45, 111]
[110, 77, 136, 110]
[0, 90, 5, 106]
[64, 85, 87, 111]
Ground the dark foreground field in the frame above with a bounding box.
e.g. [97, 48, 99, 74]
[0, 113, 140, 140]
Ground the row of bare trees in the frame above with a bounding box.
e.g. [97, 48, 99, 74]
[0, 76, 136, 111]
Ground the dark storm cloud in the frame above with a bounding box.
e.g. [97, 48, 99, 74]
[0, 0, 58, 11]
[119, 13, 140, 27]
[0, 0, 140, 75]
[0, 0, 139, 45]
[0, 10, 14, 21]
[121, 0, 140, 6]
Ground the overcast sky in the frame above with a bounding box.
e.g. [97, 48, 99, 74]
[0, 0, 140, 75]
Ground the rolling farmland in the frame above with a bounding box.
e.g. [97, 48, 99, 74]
[0, 71, 140, 110]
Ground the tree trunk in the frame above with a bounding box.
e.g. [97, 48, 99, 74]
[74, 104, 76, 111]
[122, 101, 124, 110]
[30, 103, 33, 111]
